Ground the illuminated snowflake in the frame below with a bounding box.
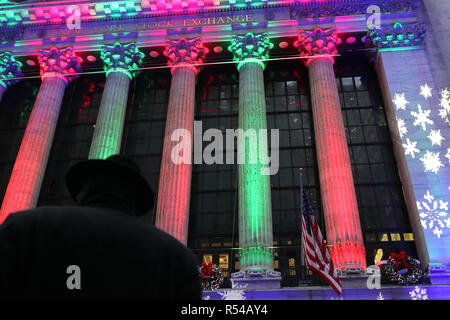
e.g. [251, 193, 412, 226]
[420, 150, 444, 174]
[411, 105, 433, 131]
[420, 83, 433, 99]
[402, 138, 420, 158]
[202, 295, 210, 300]
[392, 93, 409, 111]
[428, 129, 445, 146]
[417, 190, 449, 239]
[446, 148, 450, 163]
[409, 286, 429, 300]
[438, 88, 450, 125]
[396, 118, 408, 138]
[217, 289, 247, 300]
[376, 292, 385, 300]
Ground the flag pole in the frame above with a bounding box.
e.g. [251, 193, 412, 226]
[299, 168, 306, 280]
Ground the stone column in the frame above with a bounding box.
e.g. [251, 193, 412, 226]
[0, 52, 23, 103]
[295, 27, 367, 272]
[89, 42, 144, 159]
[368, 22, 449, 284]
[228, 32, 281, 288]
[155, 38, 208, 245]
[0, 47, 81, 223]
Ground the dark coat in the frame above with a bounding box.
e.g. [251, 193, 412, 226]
[0, 205, 202, 299]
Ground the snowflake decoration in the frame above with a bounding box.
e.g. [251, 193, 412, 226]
[409, 286, 429, 300]
[438, 88, 450, 125]
[202, 295, 210, 300]
[402, 138, 420, 158]
[420, 83, 432, 99]
[396, 118, 408, 138]
[446, 148, 450, 163]
[417, 190, 449, 239]
[376, 292, 385, 300]
[420, 151, 444, 174]
[392, 93, 409, 110]
[411, 105, 433, 131]
[217, 289, 247, 300]
[428, 129, 445, 146]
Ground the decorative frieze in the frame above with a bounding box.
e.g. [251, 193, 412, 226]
[100, 42, 144, 79]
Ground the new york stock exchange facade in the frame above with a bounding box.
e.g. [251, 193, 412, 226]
[0, 0, 449, 300]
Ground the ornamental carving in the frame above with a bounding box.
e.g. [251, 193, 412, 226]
[367, 22, 426, 49]
[100, 42, 144, 79]
[290, 0, 421, 19]
[294, 27, 338, 61]
[37, 47, 82, 83]
[164, 37, 208, 72]
[0, 52, 23, 88]
[228, 32, 273, 70]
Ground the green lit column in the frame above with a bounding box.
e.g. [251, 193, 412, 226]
[0, 52, 23, 103]
[228, 33, 281, 288]
[89, 42, 144, 159]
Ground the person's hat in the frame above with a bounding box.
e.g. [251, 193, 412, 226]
[66, 155, 154, 215]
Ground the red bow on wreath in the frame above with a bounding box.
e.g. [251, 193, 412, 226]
[390, 251, 410, 270]
[200, 262, 214, 278]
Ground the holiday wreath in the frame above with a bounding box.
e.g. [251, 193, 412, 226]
[381, 251, 424, 285]
[199, 262, 224, 291]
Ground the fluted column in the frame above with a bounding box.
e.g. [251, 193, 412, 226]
[89, 42, 144, 159]
[228, 33, 276, 273]
[155, 38, 208, 245]
[0, 47, 82, 223]
[295, 28, 366, 271]
[0, 52, 23, 103]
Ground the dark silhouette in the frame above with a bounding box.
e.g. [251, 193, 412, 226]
[0, 155, 202, 299]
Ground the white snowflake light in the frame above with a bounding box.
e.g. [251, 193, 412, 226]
[428, 129, 445, 146]
[376, 292, 385, 300]
[392, 93, 409, 110]
[396, 118, 408, 138]
[446, 148, 450, 163]
[403, 138, 420, 158]
[411, 104, 433, 131]
[409, 286, 429, 300]
[438, 88, 450, 125]
[417, 190, 449, 239]
[420, 150, 444, 174]
[420, 83, 433, 99]
[218, 289, 247, 300]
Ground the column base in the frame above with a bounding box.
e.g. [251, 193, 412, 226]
[231, 270, 282, 289]
[339, 268, 371, 289]
[428, 264, 450, 285]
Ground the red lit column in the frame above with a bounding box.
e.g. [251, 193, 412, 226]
[155, 38, 208, 245]
[0, 47, 82, 223]
[0, 52, 23, 103]
[295, 28, 366, 271]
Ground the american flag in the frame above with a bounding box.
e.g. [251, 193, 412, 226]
[300, 179, 342, 296]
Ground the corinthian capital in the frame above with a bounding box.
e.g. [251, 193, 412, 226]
[228, 32, 273, 70]
[0, 52, 23, 88]
[164, 37, 209, 74]
[367, 22, 426, 49]
[100, 42, 145, 79]
[37, 47, 82, 83]
[294, 27, 338, 65]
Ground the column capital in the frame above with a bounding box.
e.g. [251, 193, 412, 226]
[163, 37, 209, 75]
[37, 47, 82, 84]
[367, 22, 426, 50]
[228, 32, 273, 71]
[0, 52, 23, 89]
[294, 27, 338, 66]
[100, 42, 145, 80]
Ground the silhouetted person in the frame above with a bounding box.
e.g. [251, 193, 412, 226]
[0, 155, 202, 299]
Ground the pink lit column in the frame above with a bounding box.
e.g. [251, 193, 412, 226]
[0, 47, 82, 223]
[155, 38, 208, 245]
[295, 28, 366, 271]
